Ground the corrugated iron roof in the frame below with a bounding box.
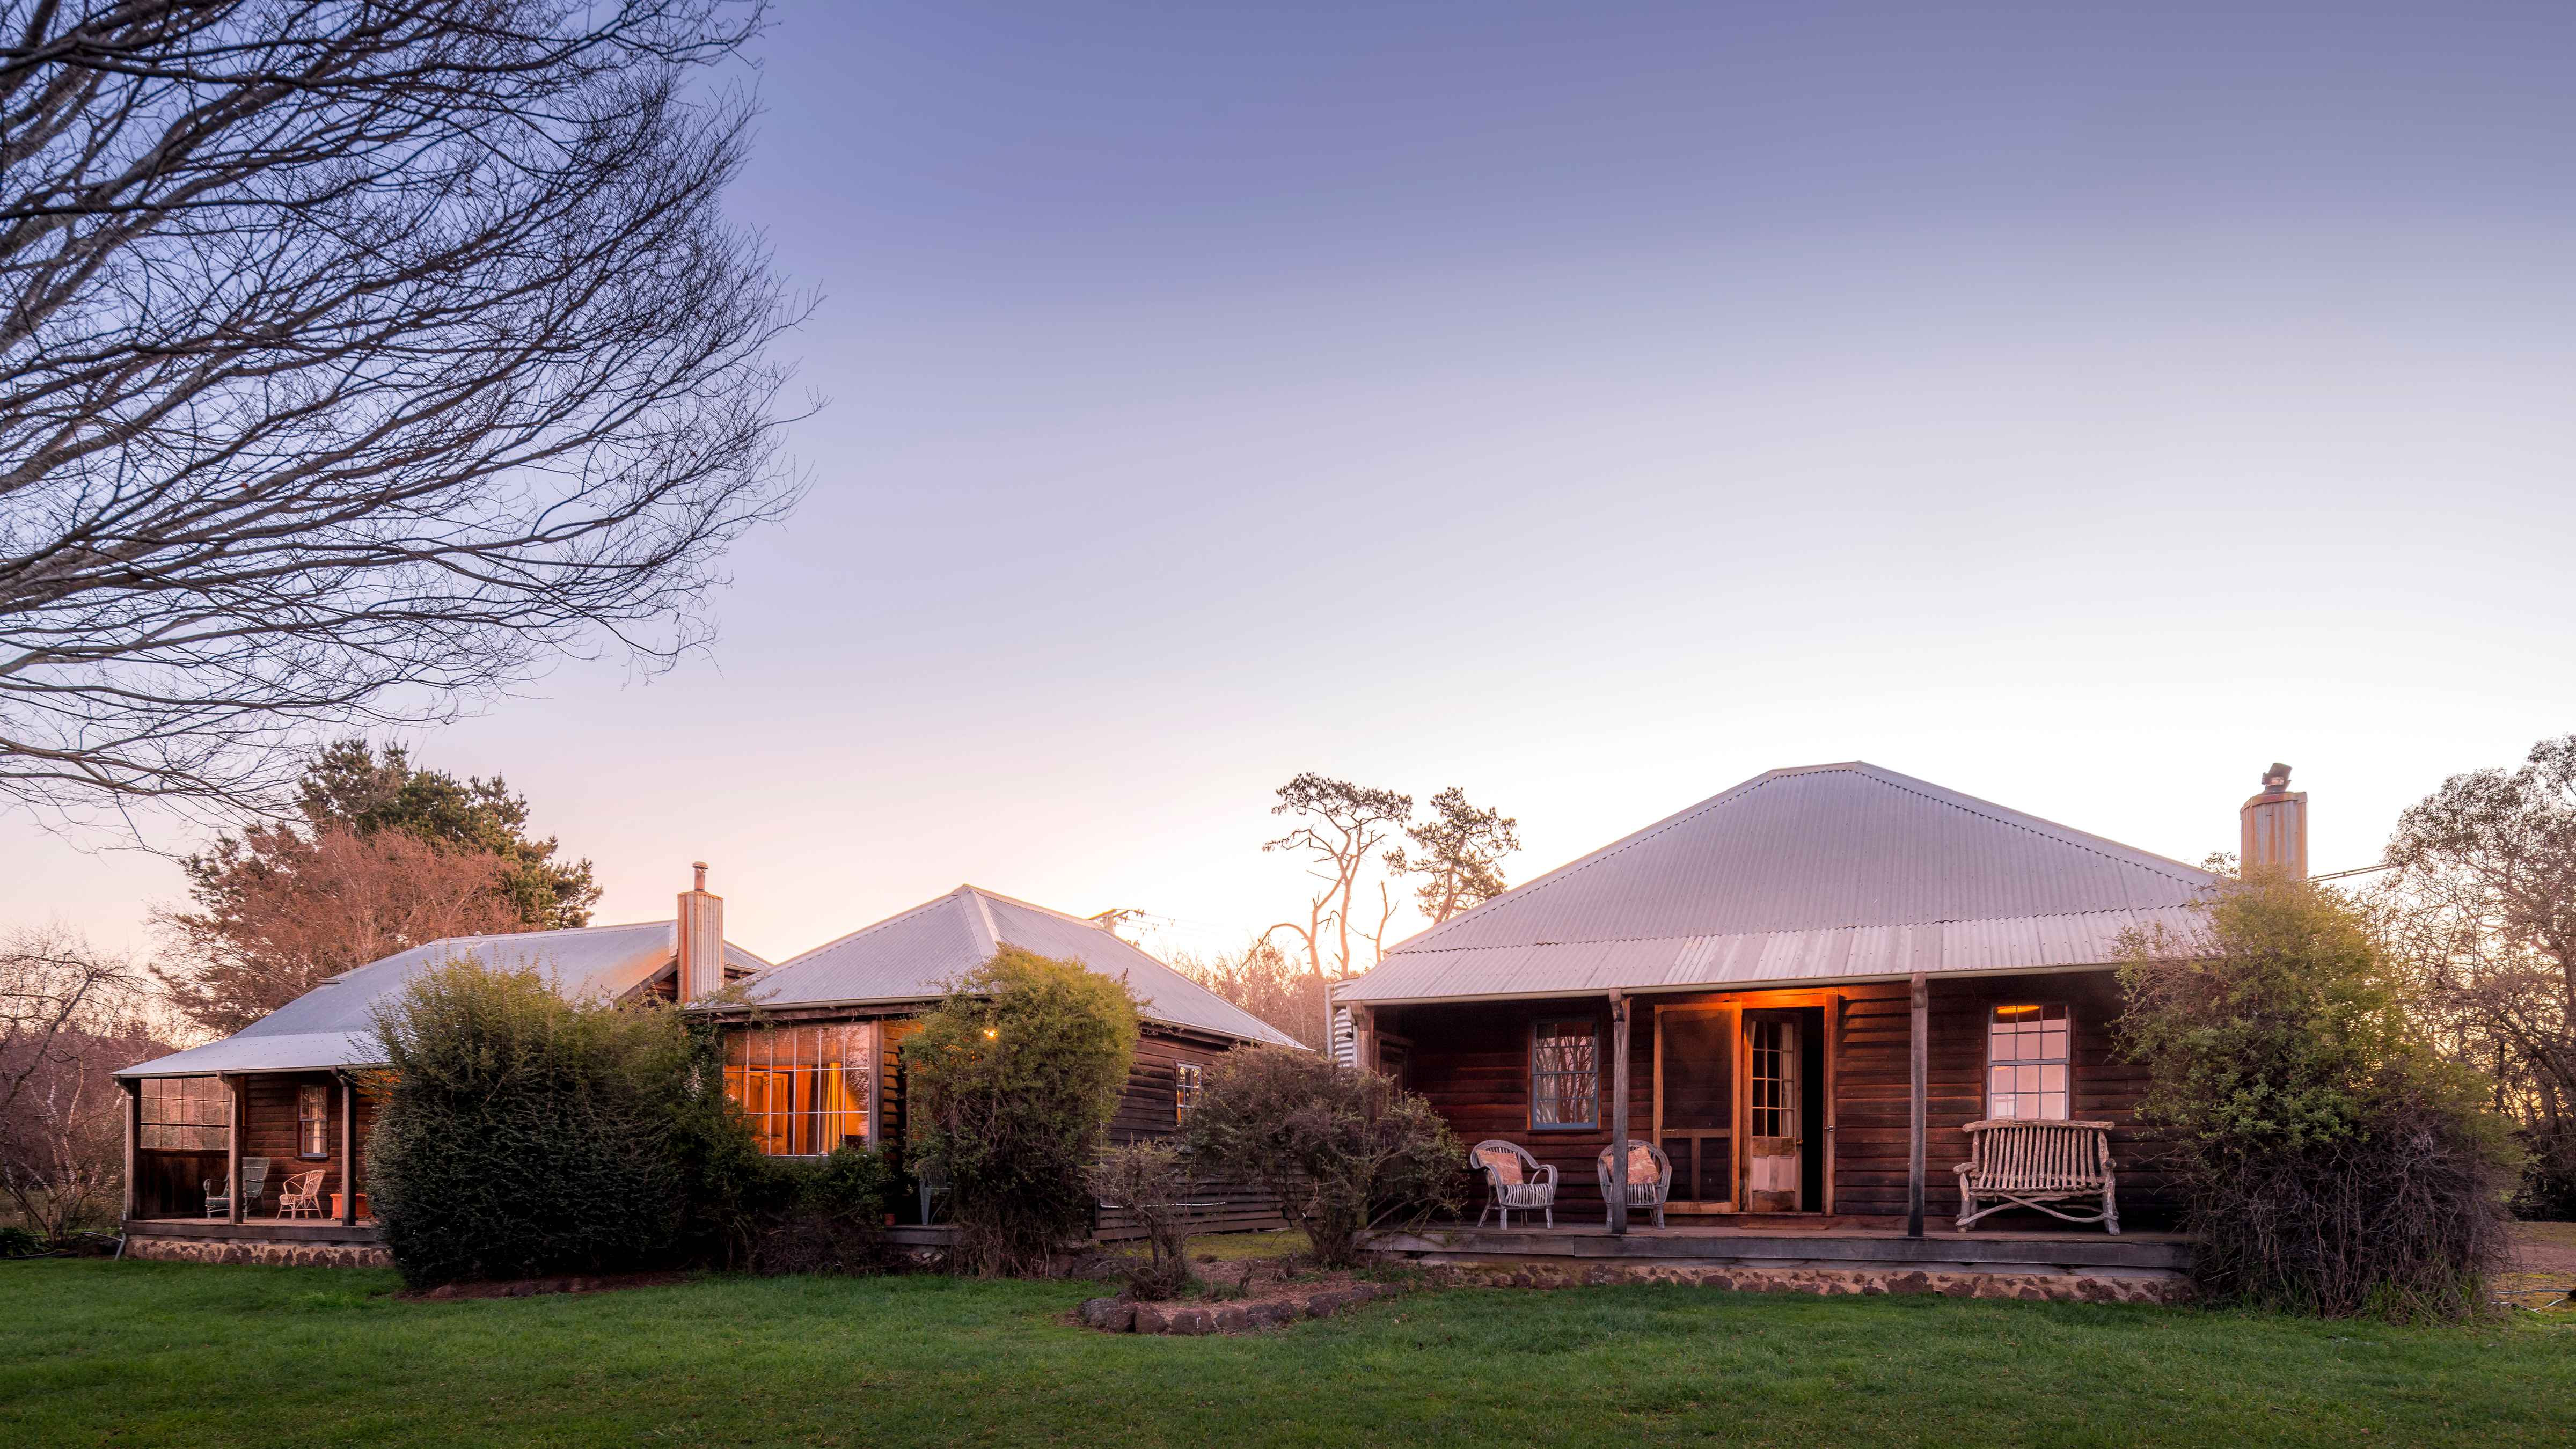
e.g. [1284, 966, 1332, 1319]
[118, 922, 772, 1078]
[733, 885, 1302, 1048]
[1337, 762, 2218, 1005]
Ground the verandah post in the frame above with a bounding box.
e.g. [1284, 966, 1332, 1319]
[1608, 990, 1630, 1236]
[1907, 972, 1928, 1239]
[226, 1074, 245, 1226]
[122, 1078, 141, 1223]
[338, 1074, 358, 1226]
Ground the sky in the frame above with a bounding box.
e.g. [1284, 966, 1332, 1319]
[8, 2, 2574, 973]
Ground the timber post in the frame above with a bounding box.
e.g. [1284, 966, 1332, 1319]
[122, 1078, 141, 1223]
[1907, 972, 1928, 1239]
[226, 1074, 245, 1226]
[338, 1074, 358, 1226]
[1608, 990, 1631, 1236]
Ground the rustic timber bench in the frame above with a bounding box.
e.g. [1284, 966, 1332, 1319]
[1954, 1119, 2119, 1234]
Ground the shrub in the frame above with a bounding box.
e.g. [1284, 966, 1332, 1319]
[0, 1224, 44, 1257]
[2117, 872, 2520, 1319]
[721, 1145, 898, 1276]
[1184, 1045, 1463, 1269]
[368, 961, 713, 1287]
[1086, 1141, 1196, 1299]
[904, 948, 1140, 1276]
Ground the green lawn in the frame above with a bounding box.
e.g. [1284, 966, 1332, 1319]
[4, 1259, 2571, 1448]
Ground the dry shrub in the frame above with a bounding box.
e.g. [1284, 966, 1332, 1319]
[1086, 1141, 1195, 1300]
[1184, 1045, 1462, 1268]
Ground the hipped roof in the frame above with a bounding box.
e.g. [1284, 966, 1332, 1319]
[728, 885, 1302, 1048]
[118, 921, 772, 1079]
[1337, 762, 2218, 1006]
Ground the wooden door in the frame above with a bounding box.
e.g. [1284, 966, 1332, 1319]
[1744, 1012, 1802, 1211]
[1651, 1003, 1737, 1211]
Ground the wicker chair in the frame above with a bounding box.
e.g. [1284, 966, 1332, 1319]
[1470, 1140, 1557, 1229]
[1596, 1141, 1672, 1228]
[1954, 1118, 2119, 1234]
[276, 1169, 328, 1219]
[202, 1157, 270, 1219]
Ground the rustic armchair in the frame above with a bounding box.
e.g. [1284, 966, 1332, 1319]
[1596, 1141, 1672, 1229]
[1470, 1140, 1557, 1229]
[1954, 1118, 2119, 1234]
[202, 1158, 270, 1219]
[276, 1170, 328, 1219]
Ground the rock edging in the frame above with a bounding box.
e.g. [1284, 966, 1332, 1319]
[1080, 1279, 1403, 1334]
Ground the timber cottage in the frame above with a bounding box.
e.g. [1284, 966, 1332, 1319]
[111, 873, 1294, 1263]
[1342, 761, 2304, 1277]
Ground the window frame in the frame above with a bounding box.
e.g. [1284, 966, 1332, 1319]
[1982, 1002, 2074, 1122]
[722, 1022, 875, 1158]
[138, 1075, 228, 1152]
[296, 1081, 330, 1159]
[1527, 1015, 1604, 1132]
[1173, 1061, 1204, 1123]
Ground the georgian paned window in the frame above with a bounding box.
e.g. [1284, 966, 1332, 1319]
[139, 1077, 227, 1151]
[1531, 1019, 1600, 1129]
[1174, 1062, 1203, 1122]
[297, 1083, 330, 1158]
[723, 1024, 874, 1155]
[1986, 1004, 2071, 1121]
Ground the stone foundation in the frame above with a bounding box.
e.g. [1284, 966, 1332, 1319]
[1080, 1280, 1403, 1334]
[125, 1235, 391, 1269]
[1414, 1258, 2192, 1305]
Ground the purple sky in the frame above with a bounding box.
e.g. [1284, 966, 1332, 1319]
[12, 3, 2574, 971]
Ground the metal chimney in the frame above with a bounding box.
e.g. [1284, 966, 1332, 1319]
[677, 861, 724, 1002]
[2238, 764, 2308, 879]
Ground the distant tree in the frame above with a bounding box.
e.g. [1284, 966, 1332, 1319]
[1387, 786, 1521, 926]
[2380, 733, 2576, 1213]
[0, 928, 157, 1241]
[1262, 774, 1410, 1046]
[1174, 938, 1325, 1049]
[292, 740, 599, 929]
[156, 740, 594, 1035]
[156, 825, 526, 1037]
[0, 0, 803, 824]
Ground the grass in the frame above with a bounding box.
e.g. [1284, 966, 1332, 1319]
[4, 1259, 2573, 1448]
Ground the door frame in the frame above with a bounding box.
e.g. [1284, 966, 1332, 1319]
[1650, 991, 1838, 1217]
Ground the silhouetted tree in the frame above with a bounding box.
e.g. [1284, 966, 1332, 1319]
[1387, 786, 1520, 926]
[0, 1, 803, 822]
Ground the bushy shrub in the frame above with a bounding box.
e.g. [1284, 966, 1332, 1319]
[368, 961, 715, 1287]
[0, 1224, 44, 1257]
[719, 1144, 898, 1276]
[2511, 1120, 2576, 1221]
[904, 948, 1140, 1276]
[2118, 872, 2520, 1319]
[1184, 1045, 1463, 1268]
[1086, 1141, 1196, 1299]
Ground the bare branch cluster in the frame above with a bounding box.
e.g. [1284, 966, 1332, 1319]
[0, 1, 806, 820]
[0, 925, 156, 1239]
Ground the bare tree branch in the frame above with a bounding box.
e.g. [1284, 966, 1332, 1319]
[0, 1, 808, 822]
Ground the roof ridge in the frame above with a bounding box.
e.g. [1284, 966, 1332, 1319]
[764, 893, 979, 972]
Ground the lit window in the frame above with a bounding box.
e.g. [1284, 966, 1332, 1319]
[723, 1024, 873, 1155]
[297, 1083, 329, 1158]
[1531, 1019, 1599, 1129]
[1987, 1005, 2070, 1121]
[1749, 1018, 1797, 1139]
[138, 1077, 227, 1151]
[1174, 1063, 1203, 1122]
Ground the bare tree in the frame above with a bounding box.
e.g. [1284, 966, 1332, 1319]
[1386, 785, 1520, 926]
[1, 926, 155, 1240]
[155, 822, 525, 1036]
[2379, 733, 2576, 1208]
[0, 1, 804, 822]
[1172, 938, 1325, 1049]
[1261, 774, 1409, 1046]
